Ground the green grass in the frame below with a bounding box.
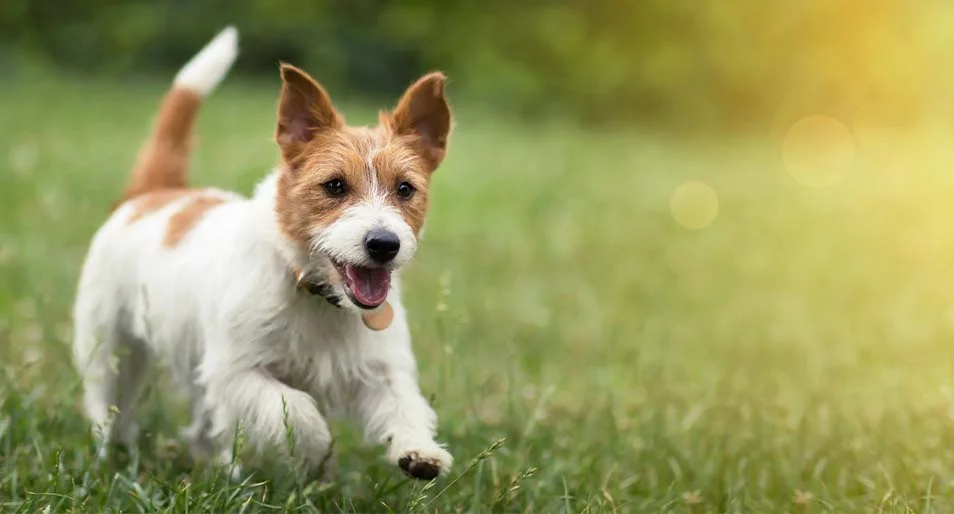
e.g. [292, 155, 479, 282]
[5, 74, 954, 512]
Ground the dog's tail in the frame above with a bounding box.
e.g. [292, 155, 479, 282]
[121, 26, 239, 202]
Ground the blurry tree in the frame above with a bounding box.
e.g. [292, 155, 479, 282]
[2, 0, 953, 129]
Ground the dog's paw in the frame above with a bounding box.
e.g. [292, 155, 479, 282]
[395, 446, 452, 480]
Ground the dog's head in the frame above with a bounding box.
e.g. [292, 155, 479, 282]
[273, 64, 451, 311]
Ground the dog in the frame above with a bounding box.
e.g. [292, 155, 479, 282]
[71, 26, 453, 481]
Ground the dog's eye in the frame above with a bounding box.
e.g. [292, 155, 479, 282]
[323, 179, 347, 197]
[396, 181, 416, 200]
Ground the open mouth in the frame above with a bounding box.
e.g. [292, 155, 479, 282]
[331, 260, 391, 309]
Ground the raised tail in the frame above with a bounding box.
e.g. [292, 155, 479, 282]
[121, 26, 239, 202]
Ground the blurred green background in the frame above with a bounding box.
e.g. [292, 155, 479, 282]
[5, 0, 954, 128]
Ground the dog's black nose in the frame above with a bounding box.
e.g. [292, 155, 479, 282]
[364, 229, 401, 263]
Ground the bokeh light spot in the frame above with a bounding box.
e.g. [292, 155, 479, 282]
[670, 182, 719, 230]
[782, 115, 855, 188]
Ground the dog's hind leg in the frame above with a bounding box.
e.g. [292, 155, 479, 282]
[73, 307, 151, 457]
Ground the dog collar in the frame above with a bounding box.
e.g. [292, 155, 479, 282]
[294, 269, 394, 331]
[295, 269, 343, 308]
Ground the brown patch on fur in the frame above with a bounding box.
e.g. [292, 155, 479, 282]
[125, 188, 194, 224]
[373, 142, 431, 235]
[276, 127, 379, 242]
[121, 88, 202, 203]
[272, 65, 452, 246]
[163, 195, 227, 247]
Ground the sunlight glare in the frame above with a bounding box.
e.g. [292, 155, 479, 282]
[782, 115, 855, 188]
[670, 182, 719, 230]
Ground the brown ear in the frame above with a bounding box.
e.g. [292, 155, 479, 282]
[389, 72, 452, 169]
[276, 63, 342, 165]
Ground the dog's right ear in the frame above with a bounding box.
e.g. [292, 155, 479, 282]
[276, 63, 342, 165]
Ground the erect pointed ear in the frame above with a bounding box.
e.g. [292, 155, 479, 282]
[388, 72, 452, 169]
[276, 63, 342, 165]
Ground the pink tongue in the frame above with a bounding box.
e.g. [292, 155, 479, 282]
[344, 265, 391, 308]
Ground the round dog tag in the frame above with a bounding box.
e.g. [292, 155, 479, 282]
[362, 302, 394, 331]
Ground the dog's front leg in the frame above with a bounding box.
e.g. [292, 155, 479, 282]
[353, 364, 452, 480]
[202, 367, 335, 480]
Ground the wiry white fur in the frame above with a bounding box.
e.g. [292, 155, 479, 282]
[311, 201, 418, 272]
[72, 31, 451, 481]
[174, 26, 239, 96]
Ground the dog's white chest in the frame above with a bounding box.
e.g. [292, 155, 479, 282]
[264, 300, 370, 397]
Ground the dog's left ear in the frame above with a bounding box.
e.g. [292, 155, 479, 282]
[388, 72, 452, 169]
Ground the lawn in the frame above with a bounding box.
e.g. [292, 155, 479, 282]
[5, 74, 954, 512]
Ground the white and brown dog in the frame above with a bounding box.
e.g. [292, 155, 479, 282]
[71, 27, 453, 480]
